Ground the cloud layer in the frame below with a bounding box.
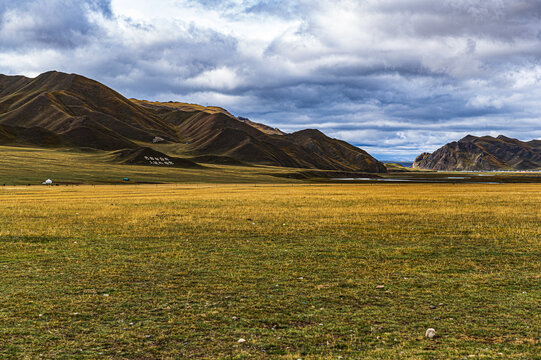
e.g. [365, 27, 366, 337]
[2, 0, 541, 159]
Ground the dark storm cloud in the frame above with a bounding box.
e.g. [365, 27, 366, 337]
[2, 0, 541, 160]
[0, 0, 111, 49]
[363, 0, 541, 42]
[95, 28, 240, 96]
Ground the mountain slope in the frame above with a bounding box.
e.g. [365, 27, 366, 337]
[0, 71, 177, 149]
[413, 135, 541, 171]
[138, 102, 386, 172]
[0, 71, 386, 172]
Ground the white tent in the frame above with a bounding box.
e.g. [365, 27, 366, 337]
[42, 179, 53, 185]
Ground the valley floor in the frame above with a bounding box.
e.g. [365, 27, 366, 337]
[0, 146, 298, 185]
[0, 184, 539, 359]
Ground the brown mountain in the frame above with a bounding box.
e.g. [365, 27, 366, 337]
[0, 71, 176, 150]
[237, 116, 285, 135]
[0, 71, 386, 172]
[413, 135, 541, 171]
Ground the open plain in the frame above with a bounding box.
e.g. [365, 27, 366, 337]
[0, 183, 539, 359]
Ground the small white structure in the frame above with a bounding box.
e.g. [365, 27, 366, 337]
[42, 179, 53, 185]
[425, 328, 436, 339]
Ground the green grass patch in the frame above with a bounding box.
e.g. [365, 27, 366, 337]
[0, 184, 539, 358]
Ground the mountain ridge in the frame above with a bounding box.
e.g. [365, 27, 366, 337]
[413, 134, 541, 171]
[0, 71, 386, 173]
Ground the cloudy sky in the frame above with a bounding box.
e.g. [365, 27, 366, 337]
[2, 0, 541, 160]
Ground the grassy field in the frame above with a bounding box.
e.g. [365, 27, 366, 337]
[0, 146, 298, 185]
[3, 145, 541, 187]
[0, 183, 539, 359]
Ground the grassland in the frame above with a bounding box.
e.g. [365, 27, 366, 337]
[0, 183, 539, 359]
[0, 146, 297, 185]
[4, 146, 541, 187]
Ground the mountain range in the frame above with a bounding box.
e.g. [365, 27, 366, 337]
[413, 135, 541, 171]
[0, 71, 386, 173]
[4, 71, 540, 173]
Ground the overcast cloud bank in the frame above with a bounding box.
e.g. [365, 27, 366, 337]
[2, 0, 541, 160]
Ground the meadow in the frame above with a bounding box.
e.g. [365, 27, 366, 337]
[0, 183, 539, 359]
[0, 146, 301, 185]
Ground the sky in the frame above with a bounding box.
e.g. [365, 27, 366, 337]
[2, 0, 541, 160]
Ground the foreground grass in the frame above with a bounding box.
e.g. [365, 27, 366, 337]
[0, 184, 539, 359]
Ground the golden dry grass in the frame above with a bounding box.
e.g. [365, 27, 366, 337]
[0, 145, 298, 185]
[0, 183, 539, 359]
[133, 99, 233, 116]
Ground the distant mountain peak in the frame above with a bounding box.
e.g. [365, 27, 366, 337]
[495, 134, 517, 142]
[458, 134, 478, 142]
[413, 134, 541, 171]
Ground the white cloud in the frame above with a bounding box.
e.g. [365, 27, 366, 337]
[186, 67, 243, 90]
[467, 95, 504, 109]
